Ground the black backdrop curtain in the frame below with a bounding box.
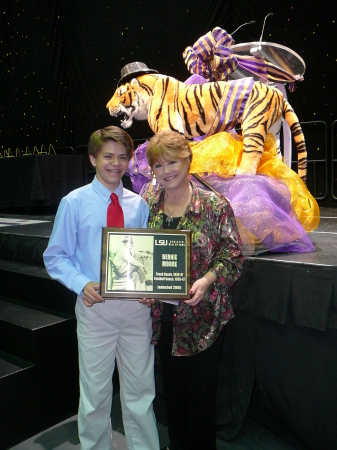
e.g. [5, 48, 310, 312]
[1, 0, 336, 151]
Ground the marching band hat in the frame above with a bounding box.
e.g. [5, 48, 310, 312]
[117, 62, 158, 86]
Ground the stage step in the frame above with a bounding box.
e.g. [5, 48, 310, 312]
[0, 351, 34, 378]
[0, 267, 79, 449]
[0, 297, 72, 361]
[0, 215, 53, 266]
[0, 219, 78, 448]
[0, 259, 76, 315]
[0, 229, 49, 266]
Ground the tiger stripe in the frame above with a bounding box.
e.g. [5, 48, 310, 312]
[107, 74, 307, 180]
[209, 85, 219, 111]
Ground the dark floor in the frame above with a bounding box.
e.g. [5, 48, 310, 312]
[10, 392, 299, 450]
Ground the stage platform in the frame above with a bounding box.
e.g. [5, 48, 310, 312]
[0, 207, 336, 264]
[0, 208, 336, 449]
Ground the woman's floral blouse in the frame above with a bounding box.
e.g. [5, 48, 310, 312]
[143, 181, 243, 356]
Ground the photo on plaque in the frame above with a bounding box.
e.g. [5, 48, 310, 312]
[100, 228, 191, 299]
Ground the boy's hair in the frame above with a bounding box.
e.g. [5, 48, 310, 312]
[146, 130, 192, 168]
[88, 126, 134, 160]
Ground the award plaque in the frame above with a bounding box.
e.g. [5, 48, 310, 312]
[100, 228, 191, 299]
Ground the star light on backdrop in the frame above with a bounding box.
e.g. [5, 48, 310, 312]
[0, 0, 336, 153]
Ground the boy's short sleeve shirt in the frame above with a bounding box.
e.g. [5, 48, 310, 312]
[43, 177, 149, 296]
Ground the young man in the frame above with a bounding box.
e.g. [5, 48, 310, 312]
[43, 126, 160, 450]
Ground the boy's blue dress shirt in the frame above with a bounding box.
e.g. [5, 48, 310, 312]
[43, 176, 149, 296]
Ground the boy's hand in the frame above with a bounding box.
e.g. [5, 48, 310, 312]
[83, 281, 105, 307]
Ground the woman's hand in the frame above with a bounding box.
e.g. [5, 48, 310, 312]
[139, 298, 155, 308]
[184, 272, 217, 307]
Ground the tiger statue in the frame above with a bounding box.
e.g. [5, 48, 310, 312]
[106, 74, 307, 180]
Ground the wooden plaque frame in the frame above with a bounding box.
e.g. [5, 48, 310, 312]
[100, 228, 191, 299]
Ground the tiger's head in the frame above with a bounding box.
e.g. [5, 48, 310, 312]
[106, 75, 158, 129]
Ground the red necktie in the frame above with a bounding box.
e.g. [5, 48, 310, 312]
[107, 193, 124, 227]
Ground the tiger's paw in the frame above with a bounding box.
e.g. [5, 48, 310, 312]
[235, 167, 256, 176]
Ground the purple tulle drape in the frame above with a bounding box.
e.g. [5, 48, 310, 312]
[127, 141, 314, 256]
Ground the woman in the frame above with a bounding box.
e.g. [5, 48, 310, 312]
[142, 130, 243, 450]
